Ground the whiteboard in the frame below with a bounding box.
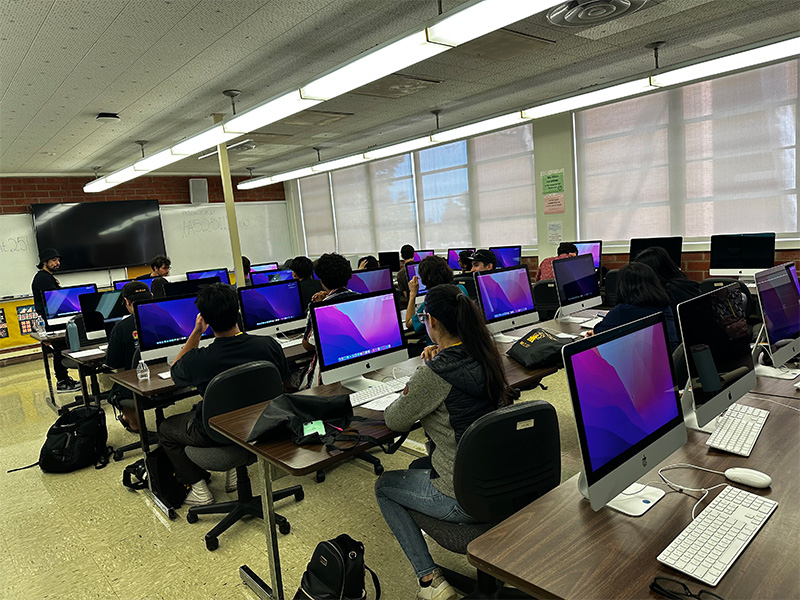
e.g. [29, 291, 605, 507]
[0, 214, 39, 298]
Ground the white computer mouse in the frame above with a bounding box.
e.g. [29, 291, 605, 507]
[724, 467, 772, 489]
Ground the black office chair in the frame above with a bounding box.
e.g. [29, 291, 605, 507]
[604, 269, 620, 307]
[699, 278, 754, 319]
[408, 400, 561, 599]
[672, 343, 688, 389]
[531, 279, 559, 321]
[453, 274, 478, 301]
[185, 361, 304, 551]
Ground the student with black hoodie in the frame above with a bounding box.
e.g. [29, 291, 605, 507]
[375, 284, 513, 600]
[633, 246, 701, 320]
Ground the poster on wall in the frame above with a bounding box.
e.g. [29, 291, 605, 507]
[17, 305, 38, 336]
[0, 308, 7, 339]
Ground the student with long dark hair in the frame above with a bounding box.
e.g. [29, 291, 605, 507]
[592, 262, 679, 350]
[375, 284, 512, 600]
[633, 246, 700, 319]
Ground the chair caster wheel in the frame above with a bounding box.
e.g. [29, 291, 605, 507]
[315, 471, 325, 483]
[167, 508, 176, 520]
[374, 464, 384, 475]
[187, 512, 198, 524]
[278, 521, 291, 535]
[295, 489, 304, 501]
[113, 450, 124, 462]
[206, 537, 219, 551]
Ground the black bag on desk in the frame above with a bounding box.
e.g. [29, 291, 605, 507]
[122, 446, 189, 508]
[294, 533, 380, 600]
[246, 393, 354, 444]
[506, 327, 570, 370]
[38, 405, 113, 473]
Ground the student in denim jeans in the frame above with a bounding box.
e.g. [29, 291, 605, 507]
[375, 284, 513, 600]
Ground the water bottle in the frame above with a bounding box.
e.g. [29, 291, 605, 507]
[36, 315, 46, 334]
[136, 359, 151, 382]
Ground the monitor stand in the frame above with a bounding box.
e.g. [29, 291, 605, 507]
[578, 472, 664, 517]
[339, 375, 381, 393]
[679, 385, 716, 434]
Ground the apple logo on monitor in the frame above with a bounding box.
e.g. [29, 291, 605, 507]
[366, 362, 371, 369]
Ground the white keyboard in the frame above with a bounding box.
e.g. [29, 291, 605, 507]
[580, 317, 604, 329]
[706, 403, 769, 457]
[349, 376, 410, 407]
[658, 485, 777, 586]
[277, 337, 303, 349]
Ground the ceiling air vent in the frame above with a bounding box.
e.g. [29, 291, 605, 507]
[546, 0, 648, 27]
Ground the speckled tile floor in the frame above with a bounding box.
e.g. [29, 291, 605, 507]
[0, 358, 580, 599]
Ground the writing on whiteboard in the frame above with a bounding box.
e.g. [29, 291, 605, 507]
[0, 236, 31, 253]
[181, 214, 251, 239]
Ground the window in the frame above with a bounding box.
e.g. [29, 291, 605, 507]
[298, 174, 335, 256]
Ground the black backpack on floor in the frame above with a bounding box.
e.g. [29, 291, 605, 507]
[294, 534, 380, 600]
[39, 405, 112, 472]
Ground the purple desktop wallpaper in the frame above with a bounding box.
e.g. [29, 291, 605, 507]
[447, 248, 474, 270]
[477, 269, 534, 321]
[45, 285, 97, 318]
[570, 323, 678, 472]
[114, 277, 154, 291]
[137, 297, 212, 349]
[250, 263, 278, 273]
[758, 265, 800, 343]
[348, 269, 392, 294]
[413, 250, 434, 262]
[241, 282, 303, 329]
[251, 270, 294, 285]
[406, 263, 427, 293]
[574, 242, 601, 269]
[188, 269, 228, 282]
[491, 247, 521, 268]
[314, 294, 403, 366]
[554, 256, 599, 304]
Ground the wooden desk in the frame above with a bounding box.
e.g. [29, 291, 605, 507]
[466, 393, 800, 600]
[751, 375, 799, 401]
[64, 344, 108, 406]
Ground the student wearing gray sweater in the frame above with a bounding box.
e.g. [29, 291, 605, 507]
[375, 284, 512, 600]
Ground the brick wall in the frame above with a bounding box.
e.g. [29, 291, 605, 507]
[0, 175, 284, 213]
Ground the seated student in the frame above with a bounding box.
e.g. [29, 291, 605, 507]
[290, 256, 324, 315]
[138, 254, 171, 298]
[375, 284, 513, 600]
[633, 246, 700, 320]
[157, 284, 290, 506]
[470, 249, 497, 273]
[395, 244, 416, 298]
[300, 253, 357, 389]
[105, 282, 153, 432]
[591, 262, 679, 351]
[240, 255, 252, 286]
[357, 255, 379, 270]
[535, 242, 578, 281]
[405, 256, 468, 344]
[457, 250, 472, 273]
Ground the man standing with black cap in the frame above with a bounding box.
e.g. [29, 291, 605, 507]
[30, 248, 81, 392]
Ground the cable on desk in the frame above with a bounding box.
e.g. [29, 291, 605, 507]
[758, 396, 800, 412]
[657, 463, 728, 520]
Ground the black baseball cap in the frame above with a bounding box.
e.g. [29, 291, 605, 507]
[471, 249, 497, 266]
[121, 281, 152, 304]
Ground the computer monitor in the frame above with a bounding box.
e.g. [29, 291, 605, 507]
[447, 248, 475, 271]
[251, 269, 295, 285]
[348, 267, 393, 294]
[552, 254, 602, 317]
[405, 262, 427, 304]
[378, 251, 401, 272]
[629, 236, 683, 267]
[163, 276, 221, 298]
[43, 284, 98, 328]
[186, 268, 230, 284]
[310, 290, 407, 391]
[79, 289, 126, 340]
[754, 263, 800, 369]
[677, 283, 756, 431]
[709, 232, 775, 277]
[133, 294, 213, 363]
[563, 313, 685, 516]
[489, 245, 521, 268]
[238, 280, 305, 336]
[413, 249, 434, 262]
[474, 265, 539, 342]
[570, 240, 602, 270]
[113, 277, 155, 291]
[250, 262, 279, 273]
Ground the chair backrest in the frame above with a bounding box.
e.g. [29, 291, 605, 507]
[453, 401, 560, 524]
[201, 361, 285, 445]
[532, 279, 559, 321]
[699, 277, 753, 318]
[453, 274, 478, 301]
[672, 343, 688, 390]
[604, 269, 620, 306]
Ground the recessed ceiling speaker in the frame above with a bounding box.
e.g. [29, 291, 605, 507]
[96, 112, 121, 122]
[189, 178, 209, 204]
[547, 0, 648, 27]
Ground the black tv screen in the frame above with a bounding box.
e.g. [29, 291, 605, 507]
[31, 200, 166, 272]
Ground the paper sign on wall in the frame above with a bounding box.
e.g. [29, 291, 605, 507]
[541, 169, 564, 194]
[543, 193, 565, 214]
[547, 221, 563, 244]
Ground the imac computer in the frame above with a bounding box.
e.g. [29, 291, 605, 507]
[405, 262, 427, 304]
[474, 265, 539, 342]
[676, 283, 756, 431]
[348, 267, 393, 294]
[133, 294, 213, 363]
[250, 262, 279, 273]
[553, 254, 602, 318]
[563, 313, 685, 516]
[238, 280, 305, 337]
[570, 240, 602, 270]
[79, 289, 126, 340]
[413, 249, 434, 262]
[251, 269, 295, 285]
[186, 268, 230, 284]
[310, 290, 407, 391]
[114, 277, 155, 291]
[489, 245, 522, 268]
[709, 232, 775, 277]
[378, 251, 401, 272]
[629, 236, 683, 267]
[754, 262, 800, 370]
[43, 284, 98, 329]
[163, 276, 221, 298]
[447, 248, 475, 270]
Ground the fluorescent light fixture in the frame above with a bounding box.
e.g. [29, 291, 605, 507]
[430, 112, 528, 143]
[650, 37, 800, 88]
[268, 167, 316, 184]
[104, 165, 140, 184]
[363, 136, 435, 160]
[134, 148, 183, 172]
[426, 0, 563, 47]
[522, 78, 655, 119]
[311, 154, 366, 172]
[83, 178, 115, 193]
[300, 31, 448, 101]
[237, 175, 273, 190]
[223, 91, 322, 134]
[171, 125, 240, 156]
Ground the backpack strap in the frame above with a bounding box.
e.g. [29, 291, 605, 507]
[95, 445, 113, 470]
[365, 564, 381, 599]
[322, 430, 408, 456]
[6, 462, 39, 473]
